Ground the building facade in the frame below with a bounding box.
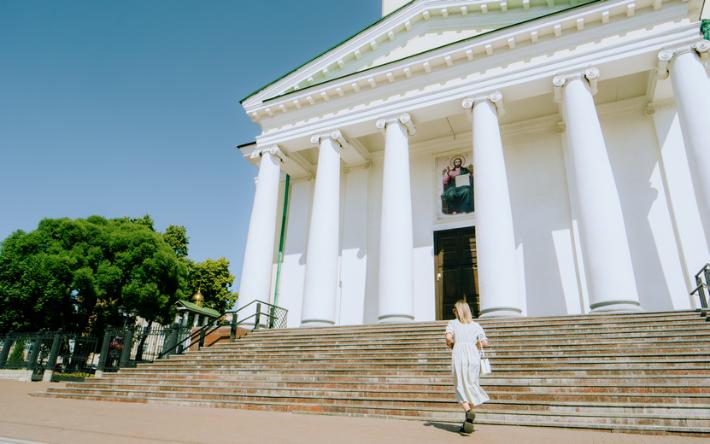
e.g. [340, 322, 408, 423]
[237, 0, 710, 327]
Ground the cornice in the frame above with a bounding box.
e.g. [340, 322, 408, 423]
[242, 0, 587, 107]
[245, 0, 682, 123]
[254, 20, 698, 149]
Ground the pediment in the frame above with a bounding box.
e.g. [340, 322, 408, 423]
[242, 0, 588, 107]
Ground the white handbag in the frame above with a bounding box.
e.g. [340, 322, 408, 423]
[480, 349, 492, 376]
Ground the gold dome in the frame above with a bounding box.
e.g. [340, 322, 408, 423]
[192, 288, 204, 307]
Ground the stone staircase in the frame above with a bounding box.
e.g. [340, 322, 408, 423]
[37, 310, 710, 435]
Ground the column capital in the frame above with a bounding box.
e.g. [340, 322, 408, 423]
[461, 91, 505, 116]
[250, 145, 286, 162]
[375, 113, 416, 136]
[553, 67, 600, 102]
[657, 40, 710, 79]
[310, 130, 346, 152]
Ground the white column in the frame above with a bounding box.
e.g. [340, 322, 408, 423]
[237, 146, 284, 320]
[462, 92, 522, 317]
[301, 132, 343, 327]
[553, 68, 641, 312]
[375, 114, 416, 323]
[659, 42, 710, 230]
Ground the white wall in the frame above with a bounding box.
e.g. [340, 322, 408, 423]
[338, 168, 370, 325]
[504, 127, 583, 316]
[651, 105, 710, 308]
[598, 103, 689, 311]
[278, 179, 313, 327]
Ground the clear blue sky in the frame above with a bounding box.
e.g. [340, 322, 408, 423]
[0, 0, 380, 289]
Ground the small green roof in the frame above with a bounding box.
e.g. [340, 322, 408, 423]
[177, 300, 220, 318]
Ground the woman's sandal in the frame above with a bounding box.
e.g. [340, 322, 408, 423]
[466, 409, 476, 424]
[460, 409, 475, 434]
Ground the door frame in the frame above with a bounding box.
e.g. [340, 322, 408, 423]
[434, 225, 479, 320]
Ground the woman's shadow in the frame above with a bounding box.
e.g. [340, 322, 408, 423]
[423, 421, 472, 435]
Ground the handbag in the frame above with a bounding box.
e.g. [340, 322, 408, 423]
[480, 349, 492, 376]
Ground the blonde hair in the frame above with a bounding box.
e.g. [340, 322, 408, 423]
[454, 300, 473, 324]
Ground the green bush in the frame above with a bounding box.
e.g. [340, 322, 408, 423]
[7, 338, 26, 364]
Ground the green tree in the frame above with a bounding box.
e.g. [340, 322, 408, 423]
[187, 258, 237, 313]
[163, 225, 189, 258]
[0, 216, 189, 333]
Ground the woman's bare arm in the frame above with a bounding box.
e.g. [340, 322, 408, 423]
[445, 332, 454, 349]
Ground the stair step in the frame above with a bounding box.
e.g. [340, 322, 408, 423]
[38, 310, 710, 435]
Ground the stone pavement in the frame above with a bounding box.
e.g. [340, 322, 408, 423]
[0, 381, 705, 444]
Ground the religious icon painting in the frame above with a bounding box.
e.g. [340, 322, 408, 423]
[437, 153, 474, 217]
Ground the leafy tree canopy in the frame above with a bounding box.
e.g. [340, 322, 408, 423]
[0, 216, 236, 334]
[187, 258, 237, 313]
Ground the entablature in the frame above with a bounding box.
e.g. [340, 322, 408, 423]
[244, 0, 701, 127]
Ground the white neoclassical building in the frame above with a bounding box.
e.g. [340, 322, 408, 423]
[237, 0, 710, 327]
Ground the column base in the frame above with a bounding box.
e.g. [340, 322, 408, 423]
[378, 314, 415, 324]
[479, 307, 523, 318]
[589, 300, 642, 313]
[301, 319, 335, 327]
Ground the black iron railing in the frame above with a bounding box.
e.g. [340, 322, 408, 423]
[691, 263, 710, 309]
[0, 301, 287, 379]
[0, 331, 100, 380]
[157, 300, 287, 359]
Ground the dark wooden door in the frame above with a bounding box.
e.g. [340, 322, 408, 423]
[434, 227, 479, 320]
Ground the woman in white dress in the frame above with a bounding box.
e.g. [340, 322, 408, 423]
[445, 299, 490, 434]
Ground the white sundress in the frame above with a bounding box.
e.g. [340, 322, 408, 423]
[446, 319, 490, 406]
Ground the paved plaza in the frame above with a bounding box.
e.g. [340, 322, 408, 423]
[0, 380, 705, 444]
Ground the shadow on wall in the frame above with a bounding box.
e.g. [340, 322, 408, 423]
[603, 110, 681, 311]
[506, 130, 576, 317]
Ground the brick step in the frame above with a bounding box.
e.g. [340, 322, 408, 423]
[135, 359, 710, 371]
[223, 332, 710, 348]
[115, 367, 710, 378]
[240, 321, 709, 340]
[47, 384, 710, 405]
[40, 387, 710, 414]
[33, 392, 710, 430]
[94, 373, 710, 388]
[69, 378, 710, 395]
[237, 327, 710, 343]
[157, 354, 710, 366]
[235, 311, 703, 335]
[173, 344, 710, 360]
[215, 339, 709, 354]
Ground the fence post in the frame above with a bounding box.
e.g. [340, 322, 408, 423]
[703, 267, 710, 310]
[42, 333, 62, 382]
[95, 330, 112, 378]
[162, 325, 178, 358]
[255, 303, 261, 330]
[25, 335, 42, 381]
[198, 328, 206, 350]
[119, 327, 134, 369]
[0, 335, 14, 369]
[230, 313, 238, 340]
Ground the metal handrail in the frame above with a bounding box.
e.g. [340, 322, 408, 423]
[690, 263, 710, 309]
[157, 300, 287, 359]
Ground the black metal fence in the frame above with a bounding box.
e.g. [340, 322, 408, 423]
[1, 300, 288, 382]
[0, 325, 191, 381]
